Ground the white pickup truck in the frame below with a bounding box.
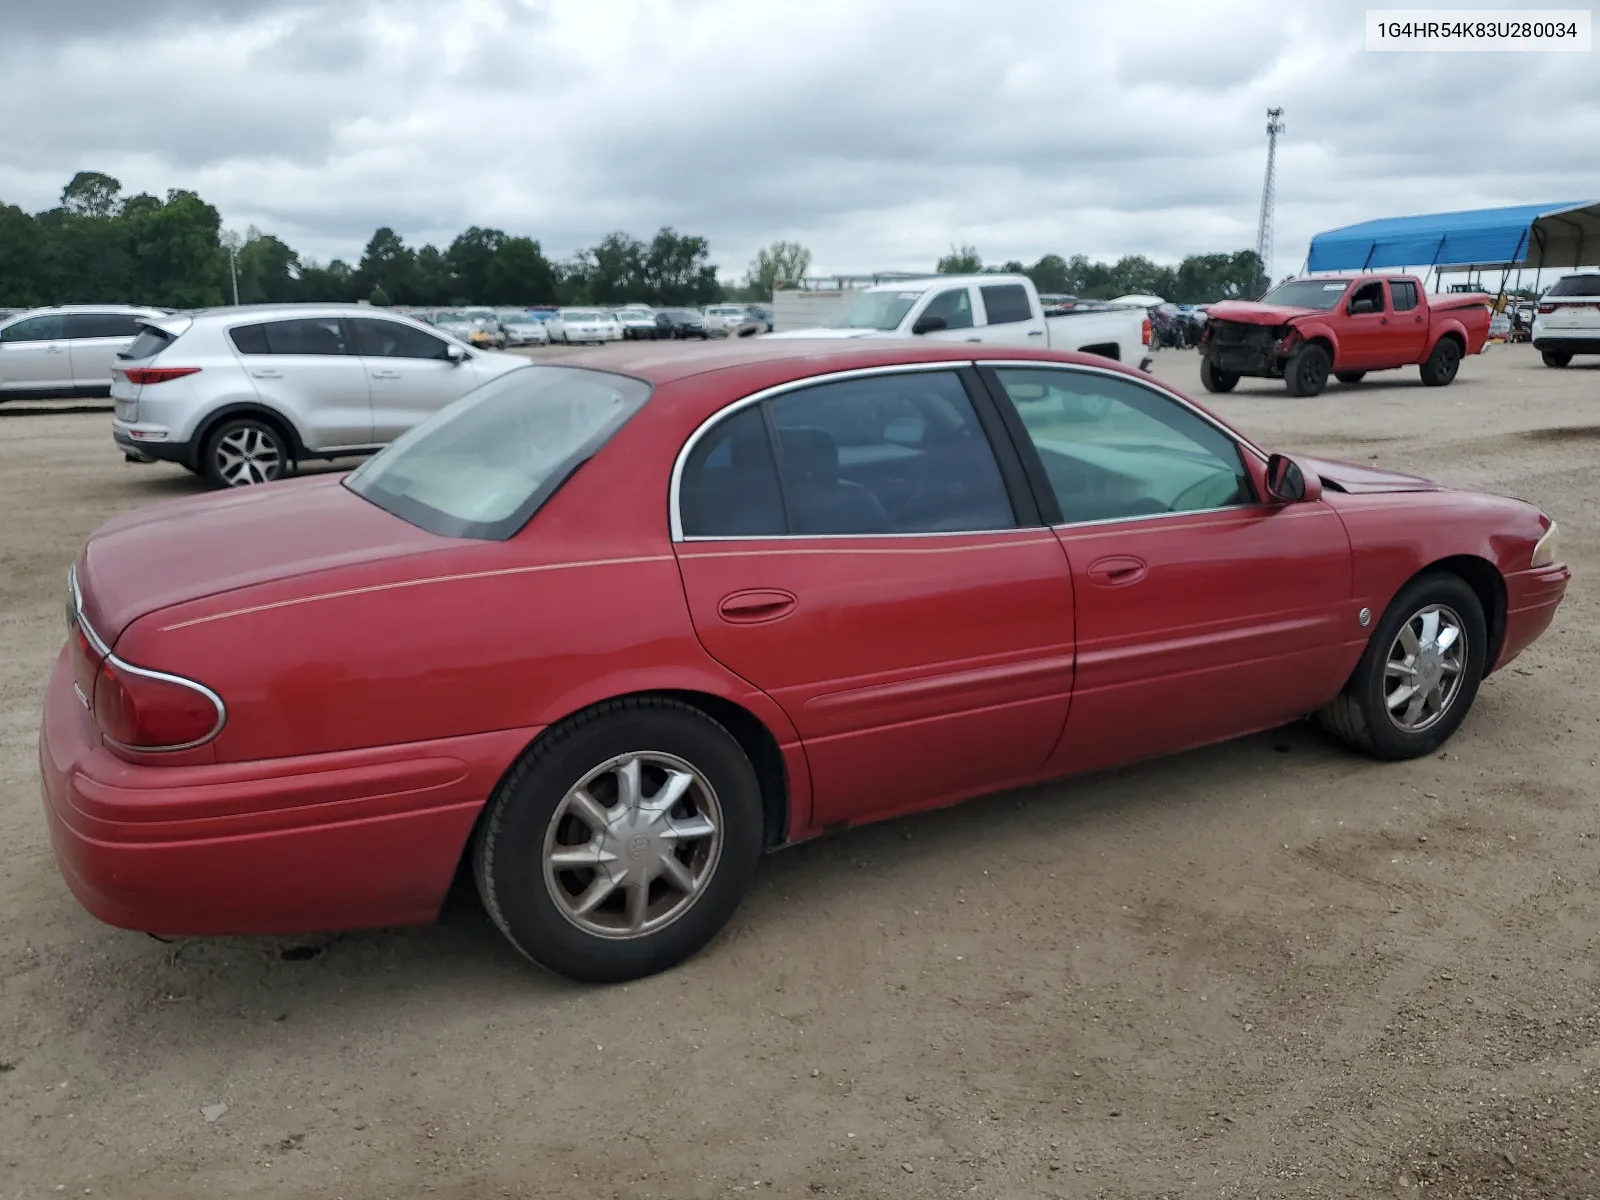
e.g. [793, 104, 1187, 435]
[766, 273, 1153, 370]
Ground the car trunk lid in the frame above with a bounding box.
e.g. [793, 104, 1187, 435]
[77, 475, 451, 644]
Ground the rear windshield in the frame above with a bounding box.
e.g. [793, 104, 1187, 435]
[119, 325, 176, 360]
[1546, 275, 1600, 298]
[344, 365, 651, 540]
[1259, 280, 1354, 310]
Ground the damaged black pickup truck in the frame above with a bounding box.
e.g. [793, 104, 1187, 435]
[1198, 274, 1492, 397]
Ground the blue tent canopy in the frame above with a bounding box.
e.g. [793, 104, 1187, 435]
[1307, 201, 1600, 273]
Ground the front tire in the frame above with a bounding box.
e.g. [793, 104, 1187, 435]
[1541, 348, 1572, 368]
[473, 698, 765, 983]
[1199, 358, 1240, 393]
[1419, 337, 1462, 386]
[1284, 343, 1331, 397]
[202, 416, 291, 489]
[1317, 573, 1486, 761]
[1335, 371, 1366, 384]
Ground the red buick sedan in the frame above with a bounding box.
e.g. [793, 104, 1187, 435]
[41, 342, 1568, 981]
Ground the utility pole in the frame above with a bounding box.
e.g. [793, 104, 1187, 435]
[229, 243, 240, 306]
[1255, 107, 1284, 292]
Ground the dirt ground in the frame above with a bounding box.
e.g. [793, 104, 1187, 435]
[2, 343, 1597, 1200]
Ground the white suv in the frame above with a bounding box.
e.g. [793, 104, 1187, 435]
[0, 305, 166, 399]
[1532, 273, 1600, 368]
[112, 305, 527, 488]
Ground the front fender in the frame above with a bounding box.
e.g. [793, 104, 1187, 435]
[1289, 318, 1341, 363]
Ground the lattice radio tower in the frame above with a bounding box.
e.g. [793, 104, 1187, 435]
[1255, 107, 1285, 288]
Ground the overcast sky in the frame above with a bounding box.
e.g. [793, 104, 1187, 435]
[1, 0, 1596, 283]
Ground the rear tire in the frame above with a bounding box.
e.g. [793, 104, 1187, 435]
[1317, 572, 1486, 761]
[1335, 371, 1366, 384]
[1541, 348, 1572, 368]
[1199, 358, 1240, 393]
[1284, 343, 1331, 397]
[473, 698, 765, 983]
[1419, 337, 1462, 386]
[201, 415, 291, 489]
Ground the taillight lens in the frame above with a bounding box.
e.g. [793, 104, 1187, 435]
[1537, 303, 1556, 314]
[1141, 317, 1151, 346]
[92, 659, 224, 752]
[121, 366, 201, 385]
[68, 620, 105, 709]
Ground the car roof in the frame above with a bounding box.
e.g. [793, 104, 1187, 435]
[566, 337, 1146, 388]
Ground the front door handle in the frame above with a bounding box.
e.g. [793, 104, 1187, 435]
[1414, 315, 1424, 323]
[251, 369, 282, 379]
[371, 369, 401, 379]
[717, 589, 797, 624]
[964, 337, 982, 343]
[1379, 317, 1389, 325]
[47, 345, 65, 354]
[1085, 555, 1147, 586]
[1027, 330, 1045, 337]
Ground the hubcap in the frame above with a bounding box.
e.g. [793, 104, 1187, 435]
[542, 752, 722, 939]
[1383, 603, 1467, 732]
[216, 426, 284, 486]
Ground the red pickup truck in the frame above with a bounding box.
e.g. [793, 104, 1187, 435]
[1199, 274, 1492, 397]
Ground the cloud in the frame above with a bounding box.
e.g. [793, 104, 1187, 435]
[0, 0, 1596, 282]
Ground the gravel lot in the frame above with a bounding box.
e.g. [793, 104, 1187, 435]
[2, 343, 1596, 1199]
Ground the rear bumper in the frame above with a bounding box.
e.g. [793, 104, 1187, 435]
[1493, 563, 1570, 672]
[113, 427, 193, 467]
[38, 650, 532, 936]
[1533, 336, 1600, 354]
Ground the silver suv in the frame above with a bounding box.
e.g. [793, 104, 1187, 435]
[112, 305, 527, 488]
[0, 305, 165, 399]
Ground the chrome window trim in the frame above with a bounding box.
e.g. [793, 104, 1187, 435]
[975, 358, 1271, 466]
[669, 361, 1016, 542]
[68, 566, 228, 753]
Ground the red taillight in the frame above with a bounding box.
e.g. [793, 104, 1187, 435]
[68, 621, 105, 710]
[1141, 317, 1151, 346]
[92, 659, 223, 751]
[1537, 304, 1556, 314]
[121, 366, 201, 385]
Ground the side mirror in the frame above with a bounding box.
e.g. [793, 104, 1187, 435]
[911, 315, 947, 335]
[1348, 298, 1379, 316]
[446, 343, 469, 363]
[1266, 453, 1322, 504]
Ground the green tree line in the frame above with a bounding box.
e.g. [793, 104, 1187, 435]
[1, 172, 725, 310]
[2, 171, 1268, 313]
[936, 243, 1268, 303]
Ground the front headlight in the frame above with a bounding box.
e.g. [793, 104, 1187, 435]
[1532, 521, 1560, 568]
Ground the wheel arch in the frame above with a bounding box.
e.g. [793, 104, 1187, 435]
[451, 687, 799, 889]
[1403, 554, 1507, 671]
[1426, 325, 1468, 359]
[191, 401, 308, 470]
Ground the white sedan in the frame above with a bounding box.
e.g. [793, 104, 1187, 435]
[497, 310, 552, 346]
[702, 304, 755, 335]
[547, 308, 623, 345]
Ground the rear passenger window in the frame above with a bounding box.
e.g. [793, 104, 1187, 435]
[767, 372, 1014, 534]
[678, 407, 786, 537]
[981, 284, 1033, 325]
[65, 313, 146, 339]
[1389, 280, 1418, 311]
[230, 317, 350, 356]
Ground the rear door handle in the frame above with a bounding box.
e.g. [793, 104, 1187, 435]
[47, 345, 65, 354]
[371, 369, 401, 379]
[1027, 330, 1044, 337]
[964, 337, 982, 343]
[1085, 555, 1147, 586]
[1379, 318, 1389, 325]
[251, 369, 282, 379]
[717, 589, 797, 623]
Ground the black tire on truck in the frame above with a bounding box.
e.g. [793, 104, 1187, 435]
[1335, 371, 1366, 384]
[1284, 343, 1331, 397]
[1419, 336, 1462, 386]
[1199, 358, 1239, 393]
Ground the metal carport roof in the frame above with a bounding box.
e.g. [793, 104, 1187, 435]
[1306, 201, 1600, 273]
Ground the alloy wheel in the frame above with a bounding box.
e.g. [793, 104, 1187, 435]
[542, 752, 723, 939]
[214, 426, 285, 486]
[1383, 603, 1467, 732]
